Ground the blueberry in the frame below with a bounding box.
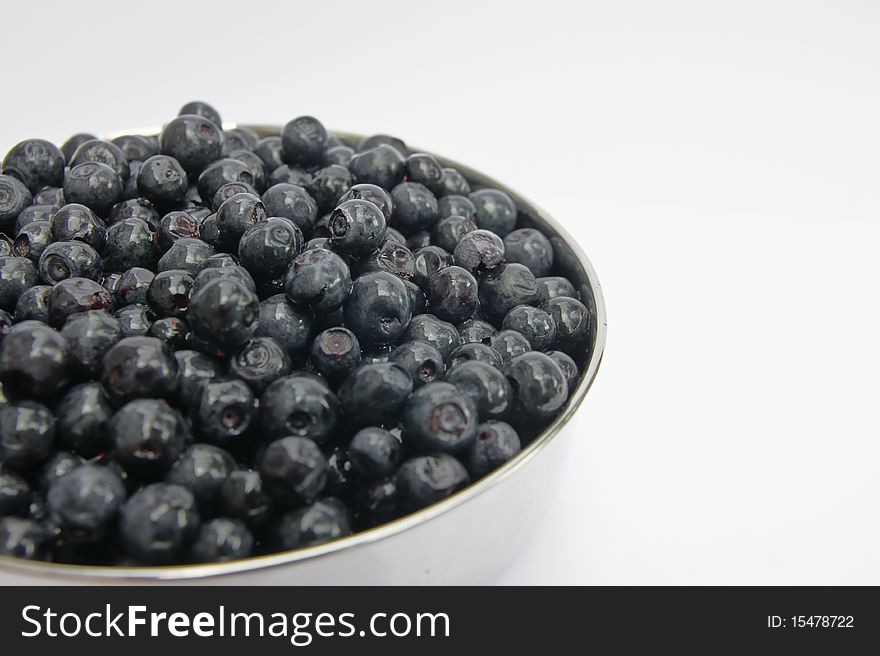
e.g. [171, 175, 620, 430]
[390, 340, 445, 388]
[504, 351, 570, 425]
[345, 427, 400, 480]
[504, 228, 554, 277]
[0, 469, 31, 515]
[396, 453, 469, 509]
[490, 329, 532, 365]
[502, 304, 557, 350]
[0, 175, 33, 231]
[60, 310, 122, 376]
[102, 218, 156, 272]
[260, 374, 339, 443]
[0, 517, 51, 560]
[308, 165, 351, 213]
[188, 277, 259, 350]
[227, 149, 267, 192]
[102, 272, 123, 293]
[406, 231, 431, 251]
[48, 464, 126, 535]
[268, 164, 313, 187]
[329, 199, 387, 254]
[61, 133, 97, 162]
[197, 213, 220, 247]
[101, 336, 178, 403]
[469, 188, 517, 237]
[344, 271, 412, 345]
[167, 444, 236, 508]
[155, 211, 199, 252]
[325, 145, 355, 166]
[119, 482, 201, 564]
[458, 318, 496, 345]
[478, 263, 539, 323]
[252, 136, 284, 174]
[13, 221, 53, 264]
[212, 181, 257, 211]
[39, 240, 102, 284]
[261, 183, 318, 234]
[47, 277, 113, 327]
[309, 327, 361, 383]
[467, 421, 521, 477]
[542, 296, 591, 356]
[222, 127, 258, 154]
[437, 194, 476, 221]
[536, 276, 578, 304]
[437, 168, 471, 196]
[197, 158, 255, 201]
[349, 144, 405, 190]
[403, 278, 426, 315]
[357, 134, 406, 152]
[114, 303, 156, 337]
[390, 182, 439, 235]
[401, 314, 461, 362]
[40, 451, 86, 490]
[69, 139, 129, 181]
[546, 350, 579, 390]
[360, 343, 394, 364]
[55, 382, 113, 457]
[219, 469, 273, 532]
[252, 294, 313, 359]
[112, 134, 158, 162]
[411, 245, 451, 289]
[33, 186, 66, 209]
[238, 216, 303, 281]
[63, 162, 123, 216]
[405, 153, 444, 194]
[402, 381, 478, 454]
[427, 265, 478, 324]
[211, 192, 266, 249]
[270, 497, 353, 550]
[192, 263, 256, 296]
[0, 401, 55, 470]
[337, 183, 394, 222]
[2, 139, 65, 191]
[173, 349, 222, 410]
[157, 237, 215, 275]
[338, 362, 412, 427]
[229, 337, 292, 394]
[0, 309, 11, 341]
[0, 256, 37, 311]
[108, 197, 159, 228]
[431, 214, 477, 253]
[259, 436, 328, 504]
[133, 154, 188, 207]
[284, 247, 351, 313]
[449, 342, 504, 369]
[359, 240, 416, 283]
[15, 204, 57, 233]
[444, 360, 513, 420]
[384, 226, 406, 244]
[281, 116, 328, 166]
[453, 229, 504, 273]
[143, 269, 193, 319]
[110, 399, 188, 478]
[0, 322, 70, 397]
[159, 114, 223, 175]
[179, 101, 222, 127]
[147, 317, 191, 348]
[190, 518, 253, 562]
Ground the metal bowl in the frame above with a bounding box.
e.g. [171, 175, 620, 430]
[0, 126, 607, 585]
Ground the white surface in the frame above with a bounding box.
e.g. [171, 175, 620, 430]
[2, 1, 879, 584]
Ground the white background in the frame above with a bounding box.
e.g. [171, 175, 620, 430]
[2, 0, 879, 584]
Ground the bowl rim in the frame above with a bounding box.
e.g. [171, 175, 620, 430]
[0, 125, 607, 581]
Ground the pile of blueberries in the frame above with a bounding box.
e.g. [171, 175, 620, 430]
[0, 103, 591, 567]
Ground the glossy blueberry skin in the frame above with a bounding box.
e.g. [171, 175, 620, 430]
[136, 154, 188, 207]
[110, 398, 187, 479]
[445, 360, 513, 421]
[0, 469, 31, 515]
[353, 477, 399, 525]
[47, 277, 113, 327]
[452, 229, 503, 274]
[402, 381, 478, 454]
[39, 240, 102, 284]
[396, 453, 469, 510]
[348, 427, 402, 479]
[308, 164, 352, 213]
[179, 101, 222, 127]
[212, 181, 257, 212]
[190, 518, 253, 562]
[0, 321, 70, 398]
[357, 134, 406, 153]
[338, 183, 394, 222]
[197, 158, 255, 202]
[449, 342, 504, 370]
[270, 497, 353, 550]
[309, 327, 361, 383]
[268, 164, 313, 187]
[349, 144, 406, 190]
[219, 469, 273, 532]
[437, 194, 476, 222]
[12, 221, 51, 265]
[325, 145, 354, 167]
[188, 277, 259, 350]
[0, 175, 33, 233]
[216, 193, 268, 253]
[329, 199, 387, 254]
[194, 376, 257, 449]
[0, 517, 51, 560]
[469, 188, 517, 237]
[147, 269, 194, 318]
[437, 168, 471, 197]
[228, 149, 267, 193]
[2, 138, 65, 192]
[250, 296, 312, 361]
[503, 228, 554, 277]
[505, 351, 570, 425]
[403, 279, 427, 315]
[282, 116, 328, 166]
[47, 464, 126, 534]
[502, 304, 557, 351]
[411, 245, 451, 289]
[430, 214, 477, 253]
[261, 183, 318, 234]
[427, 265, 478, 325]
[61, 133, 97, 162]
[13, 284, 50, 323]
[384, 226, 406, 245]
[101, 271, 123, 294]
[60, 309, 122, 377]
[147, 317, 191, 349]
[158, 237, 216, 275]
[405, 153, 444, 194]
[33, 186, 66, 209]
[478, 263, 540, 323]
[0, 256, 37, 311]
[284, 247, 351, 314]
[69, 139, 129, 182]
[156, 211, 199, 252]
[229, 337, 292, 394]
[490, 329, 532, 365]
[222, 127, 258, 155]
[113, 303, 156, 337]
[115, 267, 154, 305]
[119, 483, 201, 564]
[111, 134, 157, 162]
[390, 182, 440, 236]
[55, 382, 113, 457]
[542, 296, 591, 356]
[63, 162, 123, 216]
[536, 276, 578, 304]
[108, 197, 159, 228]
[238, 217, 303, 282]
[167, 444, 236, 509]
[40, 451, 85, 490]
[15, 203, 56, 233]
[359, 240, 416, 283]
[192, 263, 256, 296]
[260, 374, 340, 444]
[46, 204, 104, 251]
[0, 401, 56, 470]
[467, 420, 521, 477]
[0, 309, 11, 341]
[401, 314, 461, 362]
[259, 436, 328, 505]
[101, 336, 178, 403]
[338, 362, 412, 427]
[546, 350, 579, 390]
[458, 318, 497, 346]
[390, 340, 446, 388]
[344, 271, 413, 345]
[102, 218, 156, 272]
[252, 136, 284, 174]
[159, 114, 223, 175]
[172, 349, 221, 409]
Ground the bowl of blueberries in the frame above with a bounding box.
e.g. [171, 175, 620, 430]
[0, 103, 606, 584]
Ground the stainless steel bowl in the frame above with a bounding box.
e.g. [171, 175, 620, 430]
[0, 126, 606, 585]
